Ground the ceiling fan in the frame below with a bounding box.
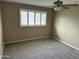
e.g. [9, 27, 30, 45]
[52, 0, 79, 11]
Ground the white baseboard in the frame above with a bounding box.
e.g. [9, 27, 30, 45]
[52, 36, 79, 51]
[4, 37, 49, 44]
[4, 36, 79, 51]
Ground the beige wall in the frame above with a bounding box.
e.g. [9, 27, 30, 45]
[0, 2, 3, 59]
[2, 2, 54, 42]
[54, 7, 79, 48]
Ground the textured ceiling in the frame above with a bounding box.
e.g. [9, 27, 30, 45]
[2, 0, 79, 7]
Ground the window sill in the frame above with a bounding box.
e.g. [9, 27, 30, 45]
[20, 25, 47, 28]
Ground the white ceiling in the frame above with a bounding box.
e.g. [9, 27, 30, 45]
[2, 0, 79, 7]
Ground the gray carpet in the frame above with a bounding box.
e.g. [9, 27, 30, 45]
[2, 38, 79, 59]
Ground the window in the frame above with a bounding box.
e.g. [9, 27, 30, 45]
[20, 9, 47, 27]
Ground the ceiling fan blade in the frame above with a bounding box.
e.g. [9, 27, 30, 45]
[62, 4, 79, 9]
[62, 6, 69, 9]
[62, 4, 79, 6]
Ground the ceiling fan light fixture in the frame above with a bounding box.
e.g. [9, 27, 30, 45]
[53, 6, 62, 11]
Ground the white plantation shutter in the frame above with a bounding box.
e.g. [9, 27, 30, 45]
[20, 9, 47, 27]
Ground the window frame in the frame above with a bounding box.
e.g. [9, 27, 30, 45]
[19, 9, 48, 27]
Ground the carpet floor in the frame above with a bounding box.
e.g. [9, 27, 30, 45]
[2, 38, 79, 59]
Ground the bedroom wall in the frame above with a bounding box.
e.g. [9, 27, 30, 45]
[2, 2, 54, 42]
[0, 2, 3, 59]
[54, 6, 79, 48]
